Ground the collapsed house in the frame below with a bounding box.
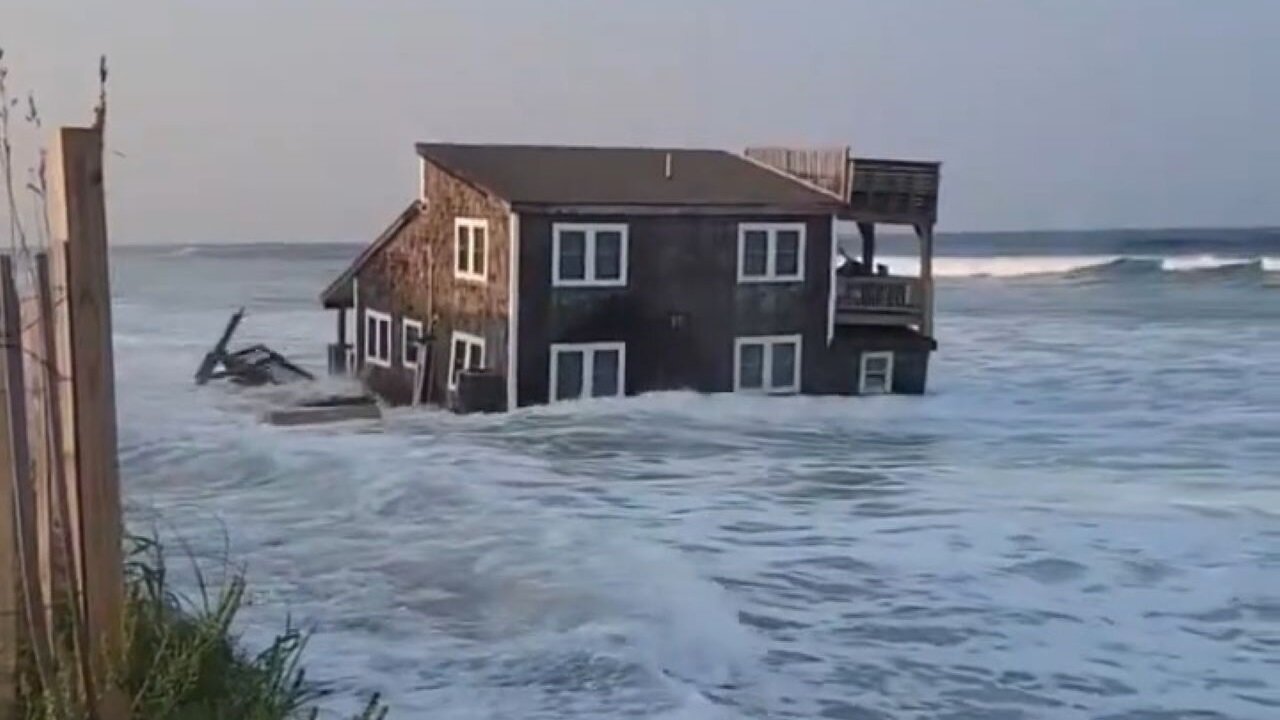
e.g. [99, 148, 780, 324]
[320, 143, 940, 412]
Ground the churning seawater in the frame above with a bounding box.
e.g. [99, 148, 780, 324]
[111, 233, 1280, 719]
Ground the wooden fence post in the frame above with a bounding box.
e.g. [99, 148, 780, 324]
[0, 258, 20, 720]
[49, 125, 128, 719]
[31, 253, 74, 652]
[1, 253, 56, 694]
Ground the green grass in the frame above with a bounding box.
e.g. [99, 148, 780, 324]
[22, 536, 388, 720]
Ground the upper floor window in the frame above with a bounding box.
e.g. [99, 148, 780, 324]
[455, 218, 488, 282]
[738, 223, 805, 283]
[553, 223, 628, 287]
[364, 309, 393, 368]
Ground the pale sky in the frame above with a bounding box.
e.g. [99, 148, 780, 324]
[3, 1, 1277, 244]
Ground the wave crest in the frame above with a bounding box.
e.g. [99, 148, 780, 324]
[879, 255, 1280, 279]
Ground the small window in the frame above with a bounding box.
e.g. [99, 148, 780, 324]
[402, 319, 425, 368]
[859, 351, 895, 395]
[738, 223, 806, 282]
[455, 218, 489, 282]
[550, 342, 626, 401]
[553, 224, 628, 287]
[448, 331, 486, 390]
[734, 335, 801, 393]
[364, 309, 392, 368]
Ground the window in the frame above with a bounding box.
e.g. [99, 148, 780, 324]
[549, 342, 626, 401]
[402, 318, 425, 368]
[448, 331, 485, 390]
[364, 309, 392, 368]
[553, 223, 628, 287]
[859, 351, 895, 395]
[738, 223, 806, 282]
[455, 218, 488, 282]
[734, 335, 801, 394]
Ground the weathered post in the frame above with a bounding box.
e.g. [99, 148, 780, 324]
[915, 223, 935, 338]
[48, 125, 128, 719]
[29, 253, 76, 666]
[0, 258, 21, 720]
[0, 254, 55, 696]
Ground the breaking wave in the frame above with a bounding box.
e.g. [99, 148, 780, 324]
[879, 254, 1280, 279]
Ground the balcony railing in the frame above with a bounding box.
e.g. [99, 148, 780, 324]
[836, 275, 923, 324]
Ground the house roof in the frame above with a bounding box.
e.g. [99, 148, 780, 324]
[415, 143, 847, 209]
[320, 200, 423, 308]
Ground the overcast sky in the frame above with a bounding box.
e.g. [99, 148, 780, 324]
[3, 1, 1277, 244]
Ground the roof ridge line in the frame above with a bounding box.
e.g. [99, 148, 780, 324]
[416, 141, 725, 153]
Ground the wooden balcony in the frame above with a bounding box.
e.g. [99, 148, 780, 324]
[835, 275, 924, 326]
[847, 158, 940, 225]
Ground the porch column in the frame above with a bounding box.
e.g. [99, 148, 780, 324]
[916, 223, 935, 337]
[857, 222, 876, 273]
[329, 308, 351, 375]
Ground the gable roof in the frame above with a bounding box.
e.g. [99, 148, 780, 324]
[415, 143, 846, 209]
[320, 200, 422, 308]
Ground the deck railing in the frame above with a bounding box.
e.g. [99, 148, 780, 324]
[836, 275, 923, 316]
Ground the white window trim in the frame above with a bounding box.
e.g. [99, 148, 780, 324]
[507, 211, 521, 411]
[733, 334, 802, 394]
[454, 217, 489, 283]
[364, 309, 393, 369]
[859, 351, 895, 395]
[737, 222, 806, 283]
[549, 341, 627, 401]
[448, 331, 486, 391]
[402, 318, 425, 369]
[552, 223, 629, 287]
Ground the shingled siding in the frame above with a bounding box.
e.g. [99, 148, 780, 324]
[514, 212, 835, 406]
[354, 161, 510, 406]
[812, 328, 933, 395]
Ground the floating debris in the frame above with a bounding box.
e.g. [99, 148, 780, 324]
[194, 308, 315, 386]
[261, 394, 381, 426]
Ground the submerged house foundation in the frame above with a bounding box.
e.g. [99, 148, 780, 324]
[320, 144, 940, 412]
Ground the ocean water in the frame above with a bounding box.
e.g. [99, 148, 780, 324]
[113, 230, 1280, 719]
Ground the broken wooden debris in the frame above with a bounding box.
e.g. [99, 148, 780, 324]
[261, 394, 381, 426]
[194, 308, 315, 386]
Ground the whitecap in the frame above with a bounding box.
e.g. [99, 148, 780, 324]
[1160, 254, 1257, 272]
[878, 255, 1121, 278]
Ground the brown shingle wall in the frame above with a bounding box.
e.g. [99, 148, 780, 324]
[355, 161, 511, 405]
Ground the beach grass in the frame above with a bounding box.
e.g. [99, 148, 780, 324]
[21, 536, 388, 720]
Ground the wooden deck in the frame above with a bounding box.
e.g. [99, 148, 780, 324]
[744, 147, 940, 336]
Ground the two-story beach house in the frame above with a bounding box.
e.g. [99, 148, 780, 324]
[320, 143, 940, 411]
